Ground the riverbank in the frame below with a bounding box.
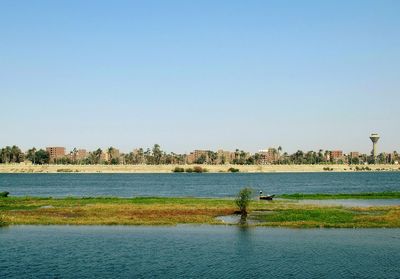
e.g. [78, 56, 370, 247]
[0, 163, 399, 173]
[1, 195, 399, 228]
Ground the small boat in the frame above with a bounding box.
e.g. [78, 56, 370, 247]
[0, 191, 9, 198]
[259, 194, 275, 201]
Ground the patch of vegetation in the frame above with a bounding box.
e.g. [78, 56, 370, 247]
[56, 169, 74, 173]
[228, 167, 240, 173]
[279, 192, 400, 200]
[185, 168, 193, 173]
[0, 197, 234, 226]
[323, 167, 333, 171]
[193, 166, 208, 173]
[254, 208, 354, 226]
[172, 167, 185, 173]
[252, 205, 399, 228]
[0, 215, 7, 227]
[355, 166, 372, 171]
[1, 195, 399, 228]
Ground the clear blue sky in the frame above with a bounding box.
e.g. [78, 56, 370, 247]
[1, 0, 399, 154]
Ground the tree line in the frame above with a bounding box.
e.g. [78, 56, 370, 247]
[0, 144, 398, 165]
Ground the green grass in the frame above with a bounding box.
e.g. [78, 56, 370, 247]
[1, 195, 399, 228]
[0, 215, 7, 226]
[250, 206, 399, 228]
[253, 208, 355, 228]
[278, 192, 400, 200]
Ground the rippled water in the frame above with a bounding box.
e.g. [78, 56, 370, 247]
[1, 172, 399, 197]
[0, 226, 399, 279]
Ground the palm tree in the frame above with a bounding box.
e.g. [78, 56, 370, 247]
[72, 147, 78, 164]
[94, 148, 102, 164]
[27, 147, 37, 164]
[107, 147, 115, 163]
[277, 146, 282, 164]
[152, 144, 162, 165]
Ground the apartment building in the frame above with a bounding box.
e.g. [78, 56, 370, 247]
[46, 147, 66, 162]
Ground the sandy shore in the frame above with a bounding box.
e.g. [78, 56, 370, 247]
[0, 164, 399, 173]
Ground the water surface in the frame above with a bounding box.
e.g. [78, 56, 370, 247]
[1, 172, 399, 197]
[0, 226, 399, 279]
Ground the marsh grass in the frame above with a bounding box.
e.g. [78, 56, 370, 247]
[1, 196, 399, 228]
[250, 202, 400, 228]
[0, 215, 7, 226]
[0, 197, 234, 225]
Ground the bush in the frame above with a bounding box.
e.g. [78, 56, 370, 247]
[323, 167, 333, 171]
[185, 168, 193, 173]
[228, 167, 240, 173]
[193, 166, 206, 173]
[172, 167, 185, 173]
[235, 187, 252, 215]
[0, 191, 9, 198]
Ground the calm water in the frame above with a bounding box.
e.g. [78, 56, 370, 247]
[0, 172, 399, 197]
[0, 226, 399, 279]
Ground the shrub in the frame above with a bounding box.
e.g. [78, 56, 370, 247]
[323, 167, 333, 171]
[57, 169, 73, 173]
[228, 167, 240, 173]
[0, 191, 9, 198]
[193, 166, 204, 173]
[172, 167, 185, 173]
[235, 187, 252, 215]
[185, 168, 193, 173]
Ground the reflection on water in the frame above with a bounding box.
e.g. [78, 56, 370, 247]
[0, 226, 399, 279]
[215, 214, 261, 225]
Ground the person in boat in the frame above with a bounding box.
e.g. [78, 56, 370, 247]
[259, 190, 275, 200]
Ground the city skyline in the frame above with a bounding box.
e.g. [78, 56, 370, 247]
[1, 132, 394, 156]
[1, 1, 399, 153]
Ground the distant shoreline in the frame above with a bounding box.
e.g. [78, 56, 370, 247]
[0, 164, 399, 174]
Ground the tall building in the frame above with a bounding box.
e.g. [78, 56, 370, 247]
[217, 150, 234, 164]
[46, 147, 66, 162]
[349, 152, 360, 158]
[258, 148, 279, 164]
[186, 150, 210, 164]
[329, 150, 344, 162]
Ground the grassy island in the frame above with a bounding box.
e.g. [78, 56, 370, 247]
[1, 193, 399, 228]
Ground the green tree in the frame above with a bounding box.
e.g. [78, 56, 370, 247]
[71, 147, 78, 164]
[26, 147, 37, 164]
[34, 149, 50, 165]
[195, 154, 207, 164]
[152, 144, 162, 165]
[277, 146, 283, 164]
[235, 187, 252, 215]
[11, 145, 23, 163]
[88, 148, 102, 164]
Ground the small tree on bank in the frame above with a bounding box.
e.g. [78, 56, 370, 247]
[235, 187, 252, 215]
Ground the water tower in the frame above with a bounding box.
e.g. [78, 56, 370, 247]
[369, 133, 380, 159]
